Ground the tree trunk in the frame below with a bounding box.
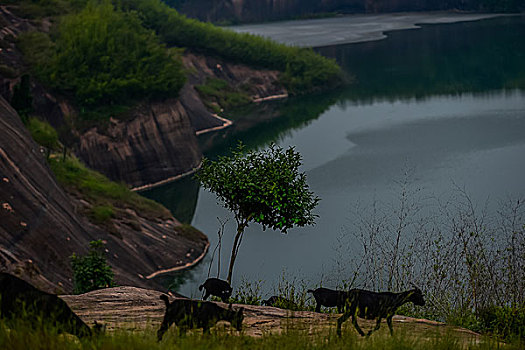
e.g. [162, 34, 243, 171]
[226, 223, 245, 284]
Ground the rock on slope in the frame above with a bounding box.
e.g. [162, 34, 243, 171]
[62, 285, 483, 342]
[77, 52, 287, 189]
[0, 96, 208, 292]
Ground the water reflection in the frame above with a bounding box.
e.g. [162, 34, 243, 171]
[317, 17, 525, 102]
[142, 17, 525, 292]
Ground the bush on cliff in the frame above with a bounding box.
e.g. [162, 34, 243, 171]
[42, 0, 186, 109]
[119, 0, 342, 94]
[71, 239, 115, 294]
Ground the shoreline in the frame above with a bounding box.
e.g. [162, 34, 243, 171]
[229, 11, 515, 48]
[146, 240, 210, 279]
[131, 162, 202, 192]
[132, 92, 290, 192]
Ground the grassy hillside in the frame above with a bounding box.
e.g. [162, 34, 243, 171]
[118, 0, 342, 93]
[11, 0, 341, 120]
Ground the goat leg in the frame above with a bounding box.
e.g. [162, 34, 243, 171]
[352, 314, 366, 336]
[387, 316, 394, 336]
[366, 317, 382, 337]
[157, 320, 172, 341]
[336, 311, 351, 336]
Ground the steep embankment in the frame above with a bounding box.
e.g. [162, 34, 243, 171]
[0, 4, 287, 189]
[77, 52, 286, 189]
[0, 97, 209, 293]
[174, 0, 524, 23]
[61, 286, 483, 343]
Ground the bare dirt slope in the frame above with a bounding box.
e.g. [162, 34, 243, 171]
[61, 286, 482, 343]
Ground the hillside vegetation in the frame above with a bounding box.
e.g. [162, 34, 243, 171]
[12, 0, 341, 119]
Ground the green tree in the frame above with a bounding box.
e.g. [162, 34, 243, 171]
[10, 74, 33, 121]
[70, 240, 115, 294]
[27, 117, 59, 160]
[196, 143, 319, 284]
[47, 0, 186, 108]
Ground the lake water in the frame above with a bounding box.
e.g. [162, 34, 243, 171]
[144, 15, 525, 297]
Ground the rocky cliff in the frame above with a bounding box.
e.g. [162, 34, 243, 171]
[0, 5, 286, 189]
[174, 0, 523, 23]
[0, 96, 209, 293]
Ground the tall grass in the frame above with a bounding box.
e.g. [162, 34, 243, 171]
[48, 155, 171, 221]
[332, 169, 525, 341]
[0, 319, 521, 350]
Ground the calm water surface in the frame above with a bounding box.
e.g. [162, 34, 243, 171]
[144, 16, 525, 296]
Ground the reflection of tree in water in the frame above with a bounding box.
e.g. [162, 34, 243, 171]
[199, 90, 341, 160]
[144, 17, 525, 233]
[317, 17, 525, 102]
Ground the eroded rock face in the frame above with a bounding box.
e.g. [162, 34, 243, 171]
[0, 97, 209, 292]
[0, 96, 93, 292]
[78, 99, 202, 189]
[77, 52, 286, 188]
[175, 0, 504, 23]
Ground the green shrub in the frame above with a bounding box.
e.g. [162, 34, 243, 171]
[16, 31, 54, 69]
[26, 117, 59, 158]
[477, 306, 525, 341]
[10, 75, 33, 119]
[119, 0, 342, 94]
[44, 0, 186, 109]
[0, 64, 17, 78]
[230, 278, 263, 306]
[70, 239, 115, 294]
[89, 205, 115, 224]
[195, 78, 251, 111]
[48, 156, 172, 221]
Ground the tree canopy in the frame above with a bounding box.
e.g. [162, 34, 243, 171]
[196, 143, 319, 283]
[45, 0, 186, 107]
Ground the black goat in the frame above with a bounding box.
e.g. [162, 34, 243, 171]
[157, 295, 243, 340]
[0, 272, 99, 338]
[307, 287, 349, 313]
[199, 278, 232, 303]
[336, 287, 425, 337]
[262, 296, 298, 310]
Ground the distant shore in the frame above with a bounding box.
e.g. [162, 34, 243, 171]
[229, 12, 514, 47]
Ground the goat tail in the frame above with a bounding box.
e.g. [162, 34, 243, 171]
[198, 284, 204, 291]
[160, 294, 170, 308]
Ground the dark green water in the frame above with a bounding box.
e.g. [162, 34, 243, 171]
[144, 16, 525, 296]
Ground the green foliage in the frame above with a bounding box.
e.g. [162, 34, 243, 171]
[197, 143, 319, 233]
[476, 306, 525, 341]
[0, 65, 17, 79]
[89, 205, 115, 224]
[10, 75, 33, 119]
[119, 0, 342, 94]
[70, 239, 115, 294]
[195, 78, 251, 111]
[4, 0, 83, 19]
[1, 319, 523, 350]
[230, 278, 263, 305]
[196, 143, 318, 283]
[27, 117, 59, 157]
[16, 31, 55, 69]
[48, 156, 172, 221]
[44, 0, 186, 108]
